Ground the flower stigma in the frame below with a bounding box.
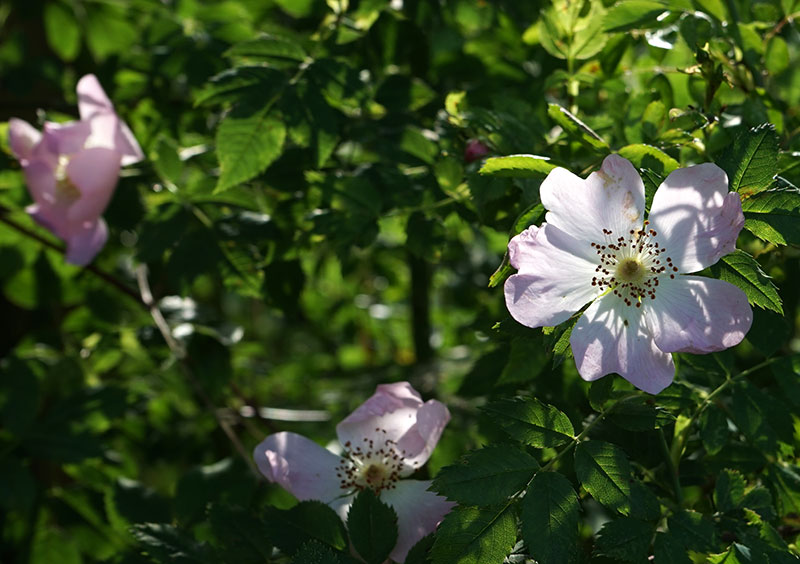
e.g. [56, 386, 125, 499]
[335, 427, 412, 493]
[590, 221, 678, 308]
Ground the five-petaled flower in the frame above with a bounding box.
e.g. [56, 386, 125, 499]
[8, 74, 144, 265]
[504, 154, 753, 394]
[253, 381, 454, 562]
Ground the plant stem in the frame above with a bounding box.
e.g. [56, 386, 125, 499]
[659, 428, 683, 505]
[0, 205, 143, 306]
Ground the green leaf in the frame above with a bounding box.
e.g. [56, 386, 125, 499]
[346, 489, 398, 564]
[653, 531, 692, 564]
[594, 517, 655, 562]
[699, 405, 729, 455]
[715, 470, 746, 513]
[488, 204, 545, 288]
[195, 66, 285, 107]
[709, 250, 783, 314]
[482, 397, 575, 448]
[608, 397, 675, 431]
[666, 510, 718, 552]
[430, 505, 517, 564]
[521, 472, 580, 564]
[729, 380, 793, 454]
[432, 445, 539, 506]
[574, 441, 633, 515]
[208, 504, 272, 563]
[405, 534, 434, 564]
[617, 144, 679, 176]
[215, 104, 286, 192]
[478, 155, 556, 178]
[131, 524, 214, 564]
[291, 541, 343, 564]
[603, 0, 671, 32]
[766, 463, 800, 517]
[741, 188, 800, 245]
[548, 103, 609, 151]
[226, 34, 307, 61]
[44, 2, 81, 62]
[265, 500, 348, 555]
[718, 124, 780, 197]
[708, 543, 755, 563]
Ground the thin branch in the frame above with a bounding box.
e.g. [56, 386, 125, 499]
[0, 205, 143, 306]
[135, 264, 263, 481]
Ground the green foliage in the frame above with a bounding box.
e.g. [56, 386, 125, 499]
[346, 490, 398, 564]
[719, 124, 780, 197]
[483, 397, 575, 448]
[432, 445, 539, 506]
[521, 472, 580, 564]
[710, 250, 783, 314]
[430, 505, 517, 564]
[574, 441, 633, 515]
[479, 155, 557, 178]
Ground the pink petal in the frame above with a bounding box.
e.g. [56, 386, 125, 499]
[77, 74, 114, 118]
[540, 154, 645, 245]
[8, 118, 42, 163]
[85, 113, 120, 150]
[504, 223, 601, 328]
[41, 121, 91, 157]
[76, 74, 144, 166]
[65, 218, 108, 266]
[22, 160, 58, 208]
[336, 383, 450, 473]
[65, 147, 121, 224]
[253, 432, 345, 503]
[27, 204, 69, 241]
[380, 480, 454, 563]
[644, 276, 752, 354]
[648, 163, 744, 273]
[571, 294, 675, 394]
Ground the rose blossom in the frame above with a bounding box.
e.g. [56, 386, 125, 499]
[8, 74, 143, 265]
[504, 154, 753, 394]
[253, 382, 454, 562]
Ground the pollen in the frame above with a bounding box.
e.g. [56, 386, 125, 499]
[334, 427, 410, 494]
[590, 224, 677, 307]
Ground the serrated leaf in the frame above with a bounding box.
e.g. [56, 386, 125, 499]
[226, 34, 307, 61]
[432, 445, 539, 506]
[708, 543, 755, 563]
[478, 155, 556, 178]
[719, 124, 780, 197]
[405, 533, 434, 564]
[291, 540, 343, 564]
[617, 144, 679, 176]
[347, 489, 398, 564]
[195, 66, 285, 106]
[546, 316, 578, 369]
[594, 517, 655, 562]
[640, 168, 664, 213]
[265, 500, 348, 555]
[429, 505, 516, 564]
[653, 531, 692, 564]
[699, 405, 729, 455]
[547, 103, 609, 151]
[741, 188, 800, 245]
[666, 510, 718, 552]
[603, 0, 671, 32]
[207, 504, 272, 563]
[607, 397, 676, 431]
[521, 472, 579, 564]
[766, 463, 800, 517]
[215, 104, 286, 192]
[131, 524, 213, 564]
[483, 397, 575, 448]
[715, 470, 746, 513]
[574, 441, 632, 515]
[710, 250, 782, 314]
[488, 204, 545, 288]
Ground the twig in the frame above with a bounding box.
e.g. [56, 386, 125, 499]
[0, 205, 143, 306]
[135, 264, 263, 481]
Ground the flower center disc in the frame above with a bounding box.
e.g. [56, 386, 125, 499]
[616, 258, 643, 283]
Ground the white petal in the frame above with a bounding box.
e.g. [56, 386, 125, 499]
[648, 163, 744, 273]
[644, 275, 752, 354]
[540, 154, 645, 245]
[504, 223, 601, 328]
[8, 118, 42, 163]
[570, 293, 675, 394]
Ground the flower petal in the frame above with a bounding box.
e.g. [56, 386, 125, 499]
[77, 74, 144, 166]
[648, 163, 744, 273]
[253, 432, 344, 503]
[41, 120, 91, 157]
[336, 382, 449, 472]
[504, 223, 601, 328]
[66, 147, 121, 224]
[77, 74, 114, 118]
[8, 118, 42, 163]
[540, 154, 645, 244]
[65, 219, 108, 266]
[571, 294, 675, 394]
[645, 275, 752, 354]
[380, 480, 455, 563]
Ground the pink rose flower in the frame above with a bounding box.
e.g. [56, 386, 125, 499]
[504, 154, 753, 394]
[254, 382, 454, 562]
[8, 74, 144, 265]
